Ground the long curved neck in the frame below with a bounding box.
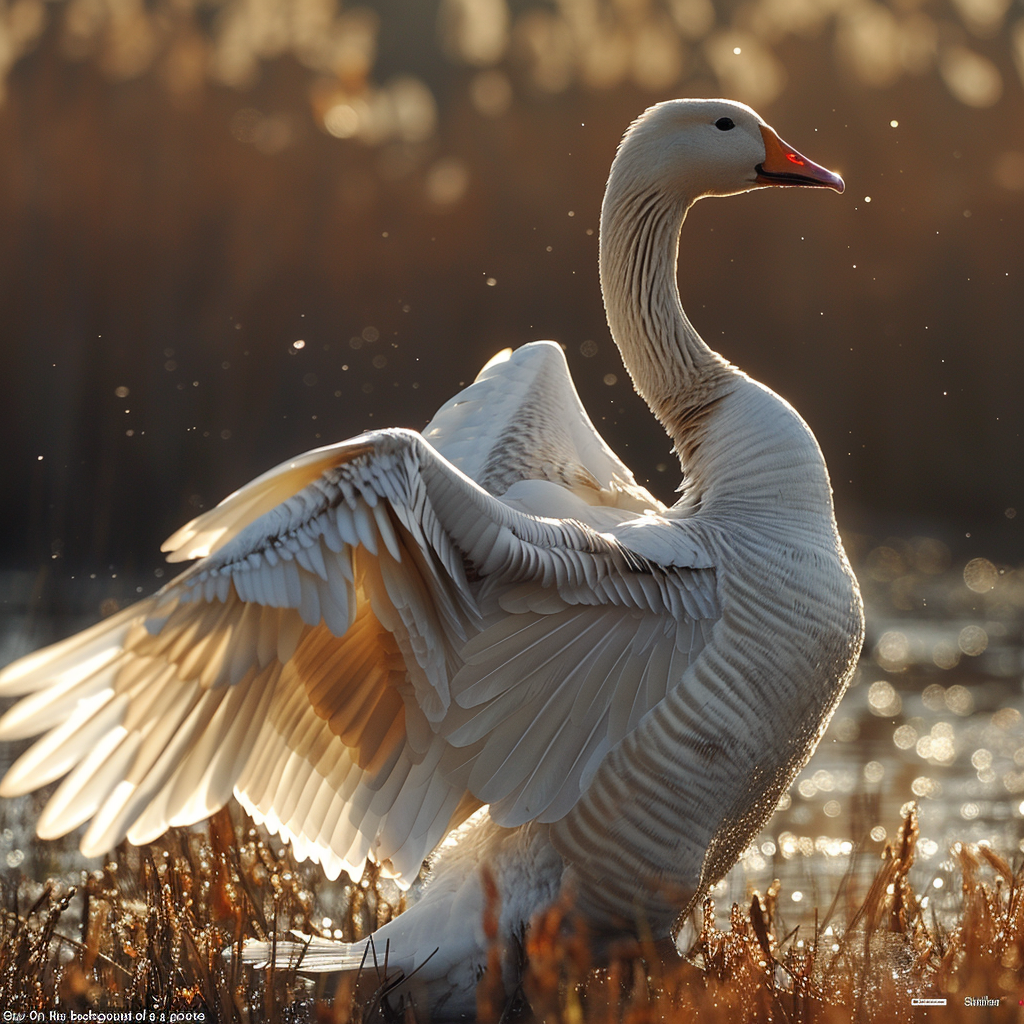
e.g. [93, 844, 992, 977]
[599, 180, 733, 453]
[598, 171, 835, 525]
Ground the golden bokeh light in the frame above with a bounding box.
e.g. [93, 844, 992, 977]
[963, 556, 999, 592]
[873, 632, 911, 672]
[1, 0, 1022, 130]
[425, 156, 471, 206]
[440, 0, 509, 66]
[670, 0, 716, 39]
[939, 44, 1003, 106]
[469, 68, 513, 115]
[836, 2, 904, 89]
[704, 31, 786, 104]
[868, 677, 902, 715]
[950, 0, 1011, 38]
[957, 623, 989, 656]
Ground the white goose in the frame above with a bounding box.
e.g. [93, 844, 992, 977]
[0, 99, 863, 1018]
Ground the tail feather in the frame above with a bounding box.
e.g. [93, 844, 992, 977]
[239, 932, 377, 973]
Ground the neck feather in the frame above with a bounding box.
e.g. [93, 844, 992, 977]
[599, 180, 733, 456]
[597, 142, 838, 526]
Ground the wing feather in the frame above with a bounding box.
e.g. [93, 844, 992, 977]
[0, 603, 139, 699]
[37, 729, 142, 840]
[0, 690, 128, 795]
[0, 354, 720, 888]
[110, 676, 261, 848]
[0, 659, 123, 742]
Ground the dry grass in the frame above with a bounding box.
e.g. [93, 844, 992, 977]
[1, 807, 1021, 1022]
[519, 809, 1024, 1022]
[0, 808, 404, 1022]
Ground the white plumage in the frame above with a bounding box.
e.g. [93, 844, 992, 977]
[0, 98, 863, 1018]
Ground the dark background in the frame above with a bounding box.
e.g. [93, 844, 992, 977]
[1, 0, 1022, 600]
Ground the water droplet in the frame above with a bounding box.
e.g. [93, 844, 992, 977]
[893, 724, 918, 749]
[958, 625, 988, 656]
[868, 679, 902, 716]
[964, 558, 999, 594]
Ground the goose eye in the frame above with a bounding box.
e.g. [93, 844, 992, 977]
[715, 117, 736, 131]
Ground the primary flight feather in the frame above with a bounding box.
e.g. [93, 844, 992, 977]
[0, 98, 863, 1018]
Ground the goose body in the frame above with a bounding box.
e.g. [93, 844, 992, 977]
[0, 99, 863, 1018]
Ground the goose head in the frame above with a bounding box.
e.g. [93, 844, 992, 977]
[607, 98, 844, 206]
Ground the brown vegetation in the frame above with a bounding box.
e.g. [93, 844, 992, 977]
[1, 807, 1021, 1022]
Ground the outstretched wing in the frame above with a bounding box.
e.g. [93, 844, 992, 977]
[0, 359, 718, 887]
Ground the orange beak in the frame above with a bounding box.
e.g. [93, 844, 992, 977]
[755, 125, 845, 193]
